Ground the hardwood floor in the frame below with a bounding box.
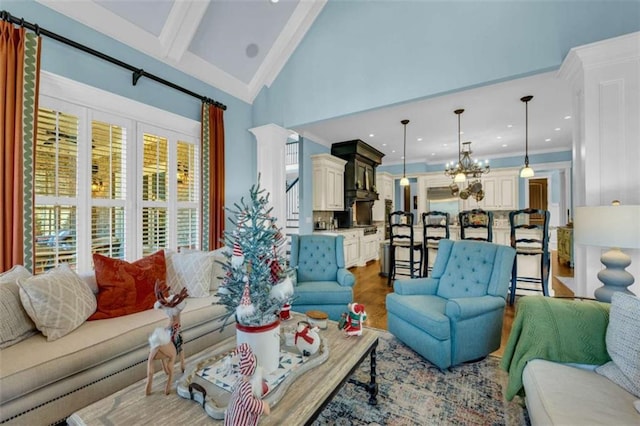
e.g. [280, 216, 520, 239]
[351, 250, 574, 358]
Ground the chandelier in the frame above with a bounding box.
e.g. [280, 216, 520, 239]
[445, 109, 489, 202]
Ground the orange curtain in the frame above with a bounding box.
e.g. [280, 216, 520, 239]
[201, 103, 225, 250]
[0, 21, 40, 272]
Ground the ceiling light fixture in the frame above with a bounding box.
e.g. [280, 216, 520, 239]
[400, 119, 410, 186]
[444, 109, 489, 184]
[520, 95, 534, 178]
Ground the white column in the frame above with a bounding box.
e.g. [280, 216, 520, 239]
[559, 31, 640, 297]
[249, 124, 291, 233]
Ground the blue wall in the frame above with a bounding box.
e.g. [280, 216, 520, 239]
[256, 1, 640, 129]
[4, 0, 255, 209]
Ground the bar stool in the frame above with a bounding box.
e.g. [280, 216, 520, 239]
[459, 209, 494, 242]
[421, 211, 450, 277]
[508, 208, 551, 306]
[388, 211, 423, 286]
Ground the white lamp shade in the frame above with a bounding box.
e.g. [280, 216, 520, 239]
[520, 166, 534, 178]
[454, 172, 466, 183]
[574, 205, 640, 249]
[399, 176, 410, 186]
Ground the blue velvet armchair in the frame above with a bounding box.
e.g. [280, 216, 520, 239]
[386, 239, 515, 370]
[289, 234, 355, 321]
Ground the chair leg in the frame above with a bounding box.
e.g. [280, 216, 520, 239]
[541, 254, 550, 297]
[387, 246, 395, 287]
[509, 257, 517, 306]
[409, 247, 415, 279]
[422, 245, 428, 277]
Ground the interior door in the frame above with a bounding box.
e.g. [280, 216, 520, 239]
[529, 178, 548, 225]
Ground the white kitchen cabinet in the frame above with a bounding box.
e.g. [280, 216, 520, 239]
[463, 170, 518, 211]
[359, 233, 379, 266]
[312, 154, 347, 211]
[343, 230, 361, 268]
[372, 172, 394, 221]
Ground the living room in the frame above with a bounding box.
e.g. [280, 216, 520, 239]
[1, 0, 639, 425]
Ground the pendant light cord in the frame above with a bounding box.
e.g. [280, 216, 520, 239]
[401, 119, 409, 177]
[525, 100, 529, 166]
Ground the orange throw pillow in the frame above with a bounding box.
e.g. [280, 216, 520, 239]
[88, 250, 166, 320]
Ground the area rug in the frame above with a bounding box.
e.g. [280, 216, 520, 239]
[314, 331, 529, 426]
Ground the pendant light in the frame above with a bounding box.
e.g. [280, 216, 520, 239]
[399, 119, 410, 186]
[520, 95, 535, 178]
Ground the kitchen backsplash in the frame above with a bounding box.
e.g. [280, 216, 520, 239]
[313, 211, 337, 230]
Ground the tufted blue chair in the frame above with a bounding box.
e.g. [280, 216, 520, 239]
[386, 239, 515, 370]
[289, 234, 355, 321]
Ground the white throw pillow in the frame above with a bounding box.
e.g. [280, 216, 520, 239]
[17, 264, 97, 341]
[166, 250, 215, 298]
[0, 265, 37, 348]
[595, 293, 640, 398]
[179, 247, 228, 293]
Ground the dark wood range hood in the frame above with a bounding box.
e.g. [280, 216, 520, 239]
[331, 140, 385, 227]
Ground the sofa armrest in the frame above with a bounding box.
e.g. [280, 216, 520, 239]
[337, 268, 355, 287]
[445, 295, 505, 320]
[393, 277, 438, 295]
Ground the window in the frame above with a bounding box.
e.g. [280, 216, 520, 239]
[34, 74, 201, 273]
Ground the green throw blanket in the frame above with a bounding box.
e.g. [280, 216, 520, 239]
[500, 296, 611, 400]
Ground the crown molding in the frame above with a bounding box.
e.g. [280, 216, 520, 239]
[298, 130, 331, 148]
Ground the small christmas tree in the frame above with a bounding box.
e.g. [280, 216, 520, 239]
[217, 179, 293, 327]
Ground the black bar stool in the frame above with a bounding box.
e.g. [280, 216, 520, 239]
[459, 209, 494, 242]
[508, 208, 551, 305]
[421, 211, 450, 277]
[388, 211, 423, 286]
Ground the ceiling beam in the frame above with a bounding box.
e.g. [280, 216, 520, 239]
[160, 0, 209, 62]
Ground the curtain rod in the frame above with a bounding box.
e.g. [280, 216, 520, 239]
[1, 10, 227, 110]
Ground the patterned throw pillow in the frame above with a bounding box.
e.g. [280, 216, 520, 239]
[0, 265, 37, 348]
[181, 247, 229, 292]
[89, 250, 166, 320]
[165, 250, 214, 298]
[17, 264, 97, 341]
[596, 293, 640, 398]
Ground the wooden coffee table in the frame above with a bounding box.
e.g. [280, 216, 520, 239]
[67, 315, 379, 425]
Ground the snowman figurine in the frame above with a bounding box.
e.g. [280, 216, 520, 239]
[294, 321, 320, 356]
[338, 303, 367, 337]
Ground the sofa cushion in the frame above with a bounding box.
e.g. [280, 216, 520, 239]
[165, 250, 214, 297]
[523, 359, 640, 425]
[293, 281, 352, 305]
[0, 265, 37, 348]
[89, 250, 166, 320]
[596, 293, 640, 398]
[386, 294, 450, 340]
[17, 264, 97, 341]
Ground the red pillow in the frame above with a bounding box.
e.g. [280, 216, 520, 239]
[88, 250, 166, 320]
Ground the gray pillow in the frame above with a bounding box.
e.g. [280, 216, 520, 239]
[0, 265, 37, 348]
[595, 292, 640, 398]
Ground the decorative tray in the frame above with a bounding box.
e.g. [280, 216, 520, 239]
[176, 336, 329, 419]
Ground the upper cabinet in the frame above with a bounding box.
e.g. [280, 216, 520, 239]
[464, 170, 518, 211]
[372, 172, 394, 221]
[312, 154, 347, 211]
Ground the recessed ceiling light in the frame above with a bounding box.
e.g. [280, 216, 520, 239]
[431, 153, 436, 156]
[497, 136, 502, 139]
[401, 156, 405, 159]
[554, 127, 561, 131]
[459, 131, 464, 135]
[502, 144, 508, 147]
[369, 133, 375, 138]
[507, 124, 513, 128]
[443, 143, 448, 147]
[564, 115, 572, 120]
[382, 143, 387, 146]
[417, 137, 423, 141]
[270, 0, 279, 3]
[392, 150, 396, 153]
[545, 138, 551, 142]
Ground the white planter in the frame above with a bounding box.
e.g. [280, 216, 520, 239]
[236, 320, 281, 374]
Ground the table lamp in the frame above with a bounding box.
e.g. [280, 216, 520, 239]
[574, 202, 640, 302]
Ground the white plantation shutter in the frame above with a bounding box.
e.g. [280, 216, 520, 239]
[33, 78, 201, 273]
[34, 107, 80, 272]
[91, 120, 126, 259]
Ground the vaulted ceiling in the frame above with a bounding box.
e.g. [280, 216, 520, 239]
[37, 0, 326, 103]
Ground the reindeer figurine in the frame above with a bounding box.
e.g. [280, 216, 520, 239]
[145, 281, 188, 395]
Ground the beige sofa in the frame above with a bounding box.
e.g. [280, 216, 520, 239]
[0, 252, 235, 426]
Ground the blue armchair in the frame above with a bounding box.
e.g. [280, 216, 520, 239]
[386, 239, 515, 370]
[289, 234, 355, 321]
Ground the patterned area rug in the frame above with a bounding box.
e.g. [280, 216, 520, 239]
[314, 331, 529, 426]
